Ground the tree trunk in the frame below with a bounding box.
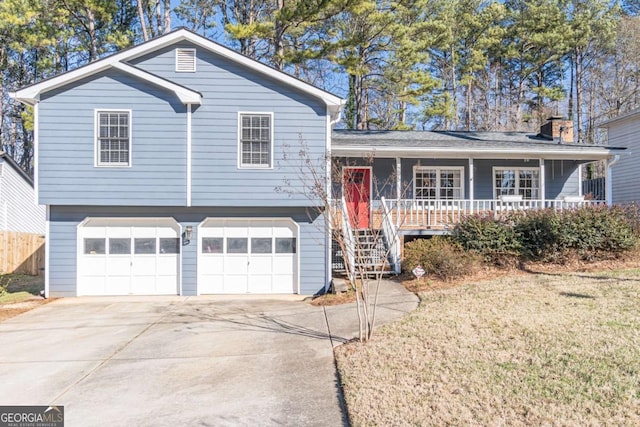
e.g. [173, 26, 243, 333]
[273, 0, 285, 70]
[575, 46, 583, 143]
[138, 0, 149, 41]
[356, 74, 364, 129]
[450, 46, 457, 130]
[465, 82, 471, 131]
[568, 55, 574, 121]
[155, 0, 162, 36]
[87, 9, 98, 61]
[163, 0, 171, 34]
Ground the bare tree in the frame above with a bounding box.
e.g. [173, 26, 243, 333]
[277, 138, 410, 342]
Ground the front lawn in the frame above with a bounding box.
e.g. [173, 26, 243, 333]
[335, 269, 640, 426]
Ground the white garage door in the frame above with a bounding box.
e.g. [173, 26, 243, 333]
[198, 218, 298, 294]
[78, 218, 180, 296]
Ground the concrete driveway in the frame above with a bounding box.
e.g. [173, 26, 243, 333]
[0, 282, 418, 426]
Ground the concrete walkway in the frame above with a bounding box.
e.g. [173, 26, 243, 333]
[0, 280, 418, 426]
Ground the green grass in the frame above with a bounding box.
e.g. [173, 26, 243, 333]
[335, 270, 640, 426]
[0, 274, 44, 304]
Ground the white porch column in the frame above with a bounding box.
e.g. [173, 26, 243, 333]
[578, 164, 583, 197]
[395, 157, 401, 228]
[605, 155, 620, 206]
[395, 157, 402, 199]
[468, 158, 474, 213]
[539, 158, 546, 204]
[606, 159, 612, 205]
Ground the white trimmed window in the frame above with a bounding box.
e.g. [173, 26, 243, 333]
[175, 48, 196, 72]
[239, 113, 273, 168]
[494, 167, 540, 199]
[96, 110, 131, 166]
[414, 167, 463, 199]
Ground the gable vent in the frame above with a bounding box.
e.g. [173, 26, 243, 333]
[176, 48, 196, 72]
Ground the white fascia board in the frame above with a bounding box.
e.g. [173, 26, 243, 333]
[12, 32, 188, 103]
[111, 62, 202, 105]
[12, 29, 343, 109]
[331, 146, 618, 161]
[12, 62, 114, 104]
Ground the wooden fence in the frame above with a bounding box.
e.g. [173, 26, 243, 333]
[0, 231, 45, 276]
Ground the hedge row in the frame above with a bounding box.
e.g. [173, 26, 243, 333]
[452, 205, 639, 263]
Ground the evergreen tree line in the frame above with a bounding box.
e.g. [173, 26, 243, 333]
[2, 0, 640, 176]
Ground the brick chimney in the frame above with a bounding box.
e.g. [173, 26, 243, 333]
[540, 116, 574, 143]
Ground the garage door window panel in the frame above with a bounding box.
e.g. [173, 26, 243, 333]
[159, 238, 180, 254]
[251, 238, 272, 254]
[85, 238, 106, 254]
[109, 238, 131, 255]
[275, 238, 296, 254]
[227, 238, 248, 254]
[135, 238, 156, 254]
[202, 237, 223, 253]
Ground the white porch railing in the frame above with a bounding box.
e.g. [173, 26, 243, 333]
[340, 195, 356, 282]
[386, 199, 605, 229]
[380, 197, 401, 274]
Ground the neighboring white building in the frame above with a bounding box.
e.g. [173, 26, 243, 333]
[0, 152, 45, 234]
[600, 109, 640, 204]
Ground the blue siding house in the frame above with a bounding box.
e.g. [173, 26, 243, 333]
[12, 29, 625, 297]
[12, 28, 343, 297]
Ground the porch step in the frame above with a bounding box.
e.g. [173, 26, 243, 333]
[331, 229, 394, 277]
[353, 229, 390, 273]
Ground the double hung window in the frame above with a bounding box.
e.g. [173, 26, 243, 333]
[239, 113, 273, 168]
[96, 110, 131, 166]
[414, 167, 463, 199]
[494, 168, 540, 200]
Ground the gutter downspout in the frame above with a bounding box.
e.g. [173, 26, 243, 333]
[606, 154, 620, 206]
[186, 103, 192, 207]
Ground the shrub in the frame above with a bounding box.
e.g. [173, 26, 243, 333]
[619, 203, 640, 237]
[451, 214, 521, 265]
[403, 237, 480, 281]
[513, 209, 564, 261]
[558, 205, 637, 260]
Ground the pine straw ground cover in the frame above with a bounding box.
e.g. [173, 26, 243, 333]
[335, 269, 640, 426]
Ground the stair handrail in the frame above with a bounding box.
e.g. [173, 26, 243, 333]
[340, 195, 356, 282]
[380, 197, 401, 274]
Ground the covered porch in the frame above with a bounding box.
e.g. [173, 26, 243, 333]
[332, 130, 624, 233]
[330, 129, 624, 277]
[335, 157, 613, 232]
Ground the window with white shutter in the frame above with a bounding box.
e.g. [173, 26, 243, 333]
[175, 48, 196, 72]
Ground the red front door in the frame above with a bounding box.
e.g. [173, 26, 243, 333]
[344, 168, 371, 229]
